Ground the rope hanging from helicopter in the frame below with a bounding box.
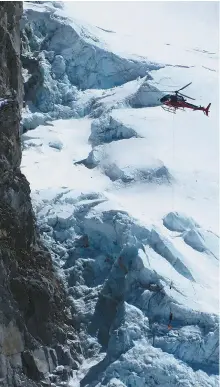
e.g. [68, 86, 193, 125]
[171, 111, 175, 210]
[142, 80, 209, 329]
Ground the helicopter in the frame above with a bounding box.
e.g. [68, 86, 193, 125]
[159, 82, 211, 116]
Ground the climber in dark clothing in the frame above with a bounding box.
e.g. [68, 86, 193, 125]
[168, 312, 173, 329]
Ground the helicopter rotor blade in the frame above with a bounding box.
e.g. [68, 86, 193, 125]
[178, 92, 195, 101]
[142, 90, 173, 93]
[176, 82, 192, 93]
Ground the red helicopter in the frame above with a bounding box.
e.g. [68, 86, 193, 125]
[159, 82, 211, 116]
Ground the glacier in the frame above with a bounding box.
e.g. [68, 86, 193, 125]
[20, 1, 219, 386]
[20, 1, 166, 131]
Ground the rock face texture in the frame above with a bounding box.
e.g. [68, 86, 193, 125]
[0, 3, 77, 386]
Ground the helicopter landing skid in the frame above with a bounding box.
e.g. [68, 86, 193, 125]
[162, 106, 185, 114]
[162, 106, 176, 114]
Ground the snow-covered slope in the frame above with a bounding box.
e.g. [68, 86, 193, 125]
[21, 2, 219, 386]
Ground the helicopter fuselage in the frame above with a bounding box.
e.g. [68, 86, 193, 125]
[160, 94, 186, 104]
[160, 94, 211, 116]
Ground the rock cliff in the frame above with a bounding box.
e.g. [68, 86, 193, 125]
[0, 3, 77, 386]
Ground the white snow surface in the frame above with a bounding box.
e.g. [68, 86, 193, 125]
[21, 2, 219, 386]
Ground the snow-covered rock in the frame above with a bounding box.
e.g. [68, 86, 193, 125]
[149, 228, 195, 281]
[84, 139, 172, 184]
[163, 211, 200, 232]
[21, 110, 52, 132]
[51, 54, 66, 79]
[89, 113, 141, 147]
[48, 140, 63, 150]
[154, 324, 219, 373]
[107, 302, 150, 360]
[92, 340, 218, 387]
[87, 77, 163, 119]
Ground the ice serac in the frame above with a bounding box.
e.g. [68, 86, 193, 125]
[20, 1, 163, 130]
[30, 189, 219, 386]
[83, 139, 172, 184]
[0, 3, 79, 386]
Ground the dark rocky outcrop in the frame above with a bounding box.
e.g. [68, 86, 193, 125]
[0, 3, 77, 385]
